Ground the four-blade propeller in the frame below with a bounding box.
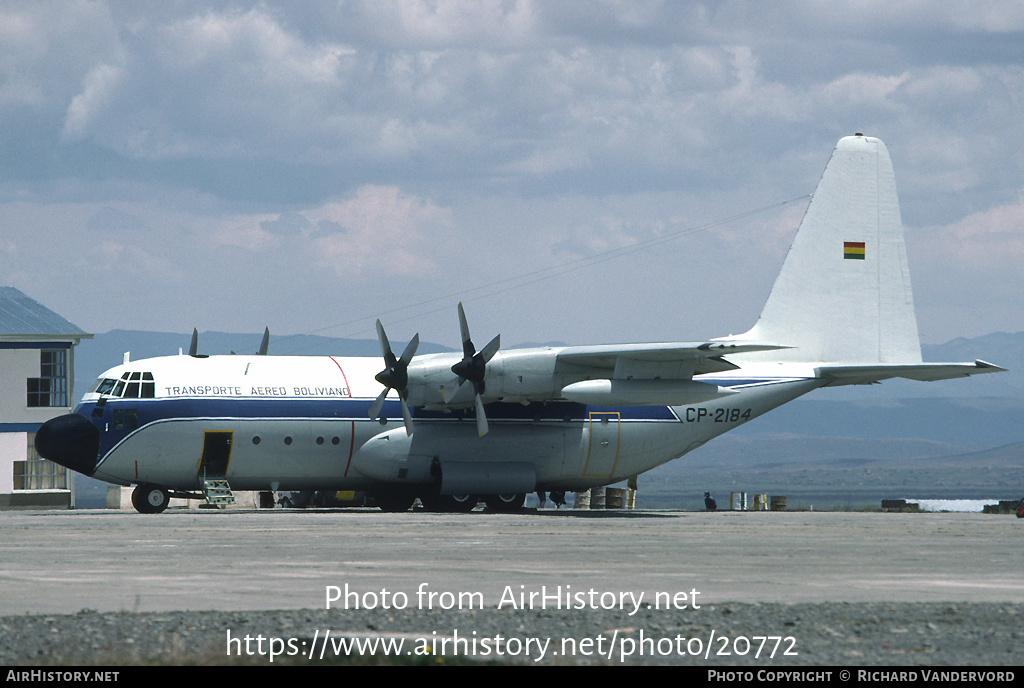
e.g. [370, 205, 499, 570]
[368, 320, 419, 436]
[444, 302, 500, 436]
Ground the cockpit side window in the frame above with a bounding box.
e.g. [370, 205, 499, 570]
[93, 378, 117, 395]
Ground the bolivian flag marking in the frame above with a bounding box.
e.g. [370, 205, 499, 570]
[844, 241, 865, 260]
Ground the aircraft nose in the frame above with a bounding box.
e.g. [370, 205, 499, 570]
[35, 413, 101, 477]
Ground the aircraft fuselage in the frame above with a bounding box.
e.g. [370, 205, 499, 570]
[61, 352, 821, 495]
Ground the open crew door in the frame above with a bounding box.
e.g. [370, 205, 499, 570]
[198, 431, 233, 478]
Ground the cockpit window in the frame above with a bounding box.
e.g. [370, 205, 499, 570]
[93, 372, 155, 398]
[93, 378, 117, 395]
[125, 371, 141, 398]
[121, 371, 156, 398]
[141, 372, 155, 398]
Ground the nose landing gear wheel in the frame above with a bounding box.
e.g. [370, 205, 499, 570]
[131, 484, 170, 514]
[374, 492, 416, 513]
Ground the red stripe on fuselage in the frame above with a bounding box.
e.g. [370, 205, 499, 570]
[327, 356, 352, 394]
[345, 420, 355, 477]
[327, 358, 357, 477]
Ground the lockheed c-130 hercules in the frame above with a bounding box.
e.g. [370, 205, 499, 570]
[37, 135, 1004, 513]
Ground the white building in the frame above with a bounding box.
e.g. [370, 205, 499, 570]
[0, 288, 91, 509]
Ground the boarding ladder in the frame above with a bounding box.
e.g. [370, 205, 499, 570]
[201, 479, 235, 508]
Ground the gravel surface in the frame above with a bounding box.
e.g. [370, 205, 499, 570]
[2, 602, 1020, 666]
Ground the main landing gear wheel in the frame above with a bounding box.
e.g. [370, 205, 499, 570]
[131, 484, 170, 514]
[421, 493, 478, 513]
[484, 493, 526, 513]
[374, 490, 416, 513]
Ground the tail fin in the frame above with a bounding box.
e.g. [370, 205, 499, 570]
[736, 135, 922, 365]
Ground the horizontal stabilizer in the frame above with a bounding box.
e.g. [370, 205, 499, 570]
[816, 360, 1006, 386]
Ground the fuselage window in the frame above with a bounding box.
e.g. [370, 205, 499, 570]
[111, 408, 138, 430]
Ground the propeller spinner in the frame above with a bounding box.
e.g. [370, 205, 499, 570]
[368, 320, 419, 436]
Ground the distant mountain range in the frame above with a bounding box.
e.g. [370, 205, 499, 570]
[68, 329, 1024, 510]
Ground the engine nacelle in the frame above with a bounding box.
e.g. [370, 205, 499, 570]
[560, 378, 737, 406]
[405, 348, 566, 408]
[349, 428, 433, 483]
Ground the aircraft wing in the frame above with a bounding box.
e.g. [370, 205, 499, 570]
[546, 342, 792, 406]
[816, 360, 1006, 386]
[556, 342, 792, 376]
[410, 340, 792, 411]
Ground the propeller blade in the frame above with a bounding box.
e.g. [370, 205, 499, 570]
[258, 327, 270, 355]
[189, 329, 198, 356]
[480, 334, 500, 363]
[400, 398, 414, 436]
[368, 388, 388, 421]
[440, 377, 464, 403]
[375, 320, 393, 360]
[399, 333, 419, 366]
[475, 394, 489, 437]
[458, 302, 471, 347]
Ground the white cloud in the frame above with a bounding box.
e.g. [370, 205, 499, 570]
[338, 0, 538, 48]
[302, 185, 454, 277]
[62, 63, 125, 140]
[817, 72, 909, 111]
[919, 194, 1024, 269]
[0, 0, 120, 109]
[209, 214, 283, 253]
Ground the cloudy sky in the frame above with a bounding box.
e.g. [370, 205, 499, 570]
[2, 1, 1022, 353]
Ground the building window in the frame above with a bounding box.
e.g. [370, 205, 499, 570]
[13, 434, 67, 490]
[27, 349, 68, 407]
